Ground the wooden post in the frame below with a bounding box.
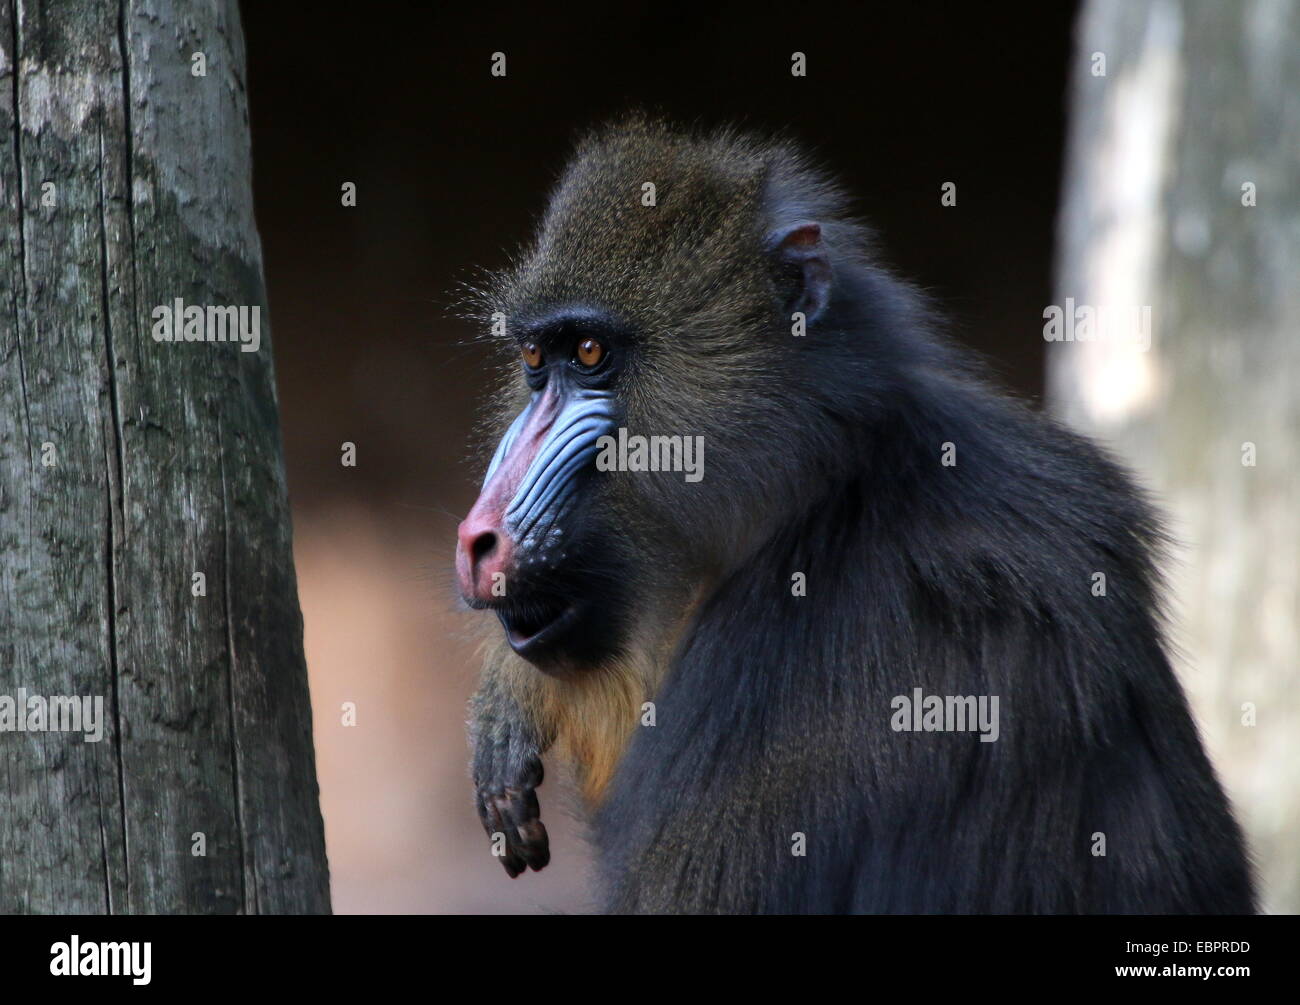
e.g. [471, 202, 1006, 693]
[0, 0, 330, 913]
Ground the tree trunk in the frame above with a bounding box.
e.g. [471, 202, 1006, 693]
[0, 0, 330, 913]
[1051, 0, 1300, 914]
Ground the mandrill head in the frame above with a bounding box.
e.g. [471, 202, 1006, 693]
[455, 116, 912, 676]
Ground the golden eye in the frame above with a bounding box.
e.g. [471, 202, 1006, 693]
[521, 342, 543, 368]
[576, 338, 605, 368]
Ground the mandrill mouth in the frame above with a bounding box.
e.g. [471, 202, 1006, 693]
[497, 596, 584, 658]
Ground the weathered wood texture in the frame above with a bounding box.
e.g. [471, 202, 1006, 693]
[1051, 0, 1299, 913]
[0, 0, 330, 912]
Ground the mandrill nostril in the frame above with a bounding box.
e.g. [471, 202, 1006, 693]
[469, 530, 498, 569]
[457, 515, 515, 600]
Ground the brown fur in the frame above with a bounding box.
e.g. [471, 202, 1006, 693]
[479, 587, 700, 804]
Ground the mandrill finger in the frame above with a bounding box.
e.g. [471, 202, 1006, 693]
[505, 785, 540, 828]
[515, 818, 550, 871]
[497, 788, 549, 871]
[488, 791, 538, 876]
[478, 787, 506, 836]
[500, 850, 526, 878]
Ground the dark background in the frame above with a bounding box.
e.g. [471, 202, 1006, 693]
[240, 1, 1079, 912]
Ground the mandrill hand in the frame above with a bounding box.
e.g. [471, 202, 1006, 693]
[472, 719, 550, 877]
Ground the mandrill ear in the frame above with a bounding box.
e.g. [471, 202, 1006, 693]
[767, 221, 833, 326]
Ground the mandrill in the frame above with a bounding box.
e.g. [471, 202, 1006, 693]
[453, 117, 1255, 915]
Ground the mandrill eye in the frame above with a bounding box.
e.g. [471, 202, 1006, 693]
[576, 338, 605, 369]
[521, 342, 543, 369]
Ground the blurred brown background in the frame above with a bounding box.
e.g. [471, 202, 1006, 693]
[241, 2, 1078, 912]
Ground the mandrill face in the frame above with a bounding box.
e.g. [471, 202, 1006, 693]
[456, 119, 849, 677]
[455, 312, 638, 677]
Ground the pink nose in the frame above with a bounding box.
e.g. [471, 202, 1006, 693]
[456, 510, 514, 603]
